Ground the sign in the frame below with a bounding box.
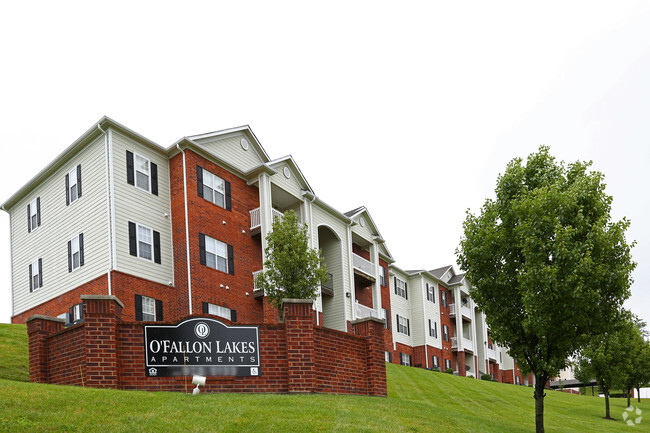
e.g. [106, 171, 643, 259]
[144, 317, 260, 377]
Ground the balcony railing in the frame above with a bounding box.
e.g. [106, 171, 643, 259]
[355, 302, 382, 320]
[461, 305, 472, 319]
[250, 207, 284, 231]
[352, 253, 376, 279]
[449, 303, 456, 316]
[487, 347, 497, 361]
[252, 270, 263, 291]
[451, 337, 473, 352]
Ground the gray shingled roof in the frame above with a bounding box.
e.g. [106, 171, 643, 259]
[429, 266, 452, 279]
[448, 273, 465, 284]
[344, 206, 365, 218]
[405, 269, 424, 274]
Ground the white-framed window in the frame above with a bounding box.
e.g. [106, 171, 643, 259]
[445, 359, 452, 370]
[29, 198, 39, 232]
[440, 289, 448, 307]
[426, 283, 435, 302]
[137, 224, 153, 261]
[428, 319, 438, 338]
[69, 303, 83, 324]
[202, 169, 226, 208]
[515, 375, 521, 385]
[208, 303, 231, 321]
[135, 153, 151, 192]
[205, 236, 228, 272]
[400, 353, 411, 366]
[443, 324, 450, 341]
[382, 308, 390, 330]
[395, 278, 407, 299]
[432, 355, 440, 368]
[397, 314, 409, 335]
[68, 167, 79, 203]
[68, 234, 83, 272]
[142, 296, 156, 321]
[385, 351, 392, 363]
[379, 266, 388, 286]
[30, 258, 42, 292]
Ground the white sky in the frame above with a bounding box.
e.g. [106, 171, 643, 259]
[0, 1, 648, 327]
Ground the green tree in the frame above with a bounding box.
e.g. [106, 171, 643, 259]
[457, 146, 635, 433]
[622, 318, 650, 405]
[254, 210, 328, 313]
[575, 316, 638, 418]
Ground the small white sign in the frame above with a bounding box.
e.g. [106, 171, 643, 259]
[251, 367, 259, 376]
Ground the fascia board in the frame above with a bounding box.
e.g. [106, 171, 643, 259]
[302, 191, 352, 224]
[184, 125, 271, 162]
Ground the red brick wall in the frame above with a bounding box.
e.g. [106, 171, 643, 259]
[379, 260, 393, 353]
[169, 150, 264, 323]
[393, 342, 413, 365]
[13, 274, 109, 324]
[111, 271, 179, 321]
[438, 283, 456, 372]
[352, 243, 373, 308]
[27, 297, 386, 396]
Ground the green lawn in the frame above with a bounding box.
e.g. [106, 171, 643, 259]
[0, 323, 647, 432]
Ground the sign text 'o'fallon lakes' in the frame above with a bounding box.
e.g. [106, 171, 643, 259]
[144, 318, 260, 377]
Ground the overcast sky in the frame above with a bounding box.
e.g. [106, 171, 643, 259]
[1, 1, 648, 327]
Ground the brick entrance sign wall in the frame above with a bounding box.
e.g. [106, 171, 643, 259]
[26, 296, 386, 396]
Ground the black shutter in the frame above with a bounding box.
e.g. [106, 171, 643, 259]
[409, 355, 413, 366]
[38, 258, 42, 287]
[65, 174, 70, 205]
[155, 299, 163, 321]
[126, 151, 135, 185]
[426, 283, 429, 301]
[128, 222, 137, 256]
[428, 319, 431, 337]
[29, 264, 33, 292]
[36, 197, 41, 227]
[69, 306, 74, 324]
[230, 309, 237, 322]
[27, 203, 31, 233]
[388, 352, 392, 363]
[407, 318, 410, 336]
[433, 285, 436, 303]
[394, 276, 397, 295]
[76, 165, 82, 197]
[68, 240, 72, 272]
[396, 314, 400, 333]
[151, 162, 158, 195]
[228, 244, 234, 275]
[135, 294, 143, 321]
[153, 230, 161, 264]
[202, 302, 209, 314]
[225, 180, 232, 211]
[196, 166, 204, 197]
[199, 233, 206, 265]
[79, 234, 84, 267]
[385, 310, 390, 329]
[405, 282, 408, 299]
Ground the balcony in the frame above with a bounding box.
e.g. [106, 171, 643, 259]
[252, 270, 263, 297]
[352, 252, 376, 286]
[322, 273, 334, 297]
[487, 347, 497, 361]
[355, 302, 382, 320]
[450, 303, 472, 320]
[449, 303, 456, 317]
[250, 207, 284, 231]
[451, 337, 474, 352]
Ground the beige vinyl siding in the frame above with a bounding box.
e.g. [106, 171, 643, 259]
[390, 269, 412, 347]
[312, 205, 349, 332]
[409, 276, 425, 344]
[11, 136, 109, 316]
[111, 131, 174, 286]
[500, 349, 514, 370]
[350, 215, 375, 244]
[270, 164, 303, 200]
[196, 134, 264, 173]
[423, 277, 442, 349]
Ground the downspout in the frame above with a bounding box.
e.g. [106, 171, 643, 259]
[98, 124, 112, 296]
[309, 195, 319, 326]
[177, 143, 193, 314]
[1, 205, 14, 318]
[421, 274, 429, 369]
[347, 221, 356, 322]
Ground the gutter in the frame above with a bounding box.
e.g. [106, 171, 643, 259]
[177, 143, 193, 314]
[1, 205, 14, 318]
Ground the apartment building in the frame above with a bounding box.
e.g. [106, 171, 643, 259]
[3, 117, 524, 384]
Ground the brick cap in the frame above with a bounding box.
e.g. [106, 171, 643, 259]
[351, 317, 385, 325]
[80, 294, 125, 308]
[282, 298, 314, 305]
[25, 314, 66, 323]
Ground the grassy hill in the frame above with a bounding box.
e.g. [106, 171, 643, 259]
[0, 323, 647, 432]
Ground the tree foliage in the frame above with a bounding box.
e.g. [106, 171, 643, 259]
[254, 210, 328, 309]
[457, 146, 636, 433]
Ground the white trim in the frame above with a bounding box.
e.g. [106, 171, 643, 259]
[133, 152, 152, 194]
[178, 145, 193, 314]
[102, 126, 113, 296]
[421, 275, 428, 369]
[69, 234, 82, 272]
[346, 223, 355, 322]
[135, 223, 154, 262]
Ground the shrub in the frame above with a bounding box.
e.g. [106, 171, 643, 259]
[445, 368, 454, 374]
[481, 374, 493, 381]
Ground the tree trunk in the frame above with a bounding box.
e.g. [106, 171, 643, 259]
[627, 387, 631, 408]
[604, 388, 612, 419]
[638, 387, 641, 403]
[534, 374, 548, 433]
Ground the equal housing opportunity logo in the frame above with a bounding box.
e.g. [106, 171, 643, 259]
[622, 406, 642, 427]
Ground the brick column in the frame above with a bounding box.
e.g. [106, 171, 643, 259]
[352, 317, 387, 396]
[283, 299, 315, 393]
[81, 295, 123, 388]
[26, 315, 65, 383]
[457, 351, 466, 376]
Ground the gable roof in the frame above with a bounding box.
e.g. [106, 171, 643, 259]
[448, 273, 465, 284]
[185, 125, 271, 162]
[265, 155, 314, 195]
[429, 265, 453, 279]
[345, 206, 395, 263]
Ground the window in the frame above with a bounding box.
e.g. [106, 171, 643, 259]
[379, 266, 388, 286]
[400, 353, 411, 366]
[443, 324, 450, 342]
[382, 308, 390, 330]
[126, 151, 158, 195]
[28, 198, 41, 232]
[445, 358, 452, 370]
[394, 277, 407, 299]
[197, 166, 231, 210]
[199, 233, 234, 275]
[135, 294, 162, 321]
[428, 319, 438, 338]
[515, 376, 521, 385]
[29, 258, 43, 292]
[385, 351, 392, 363]
[426, 283, 435, 303]
[440, 289, 448, 307]
[67, 234, 84, 272]
[432, 355, 440, 368]
[202, 302, 236, 322]
[397, 314, 410, 335]
[65, 165, 82, 205]
[128, 222, 161, 264]
[68, 303, 83, 324]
